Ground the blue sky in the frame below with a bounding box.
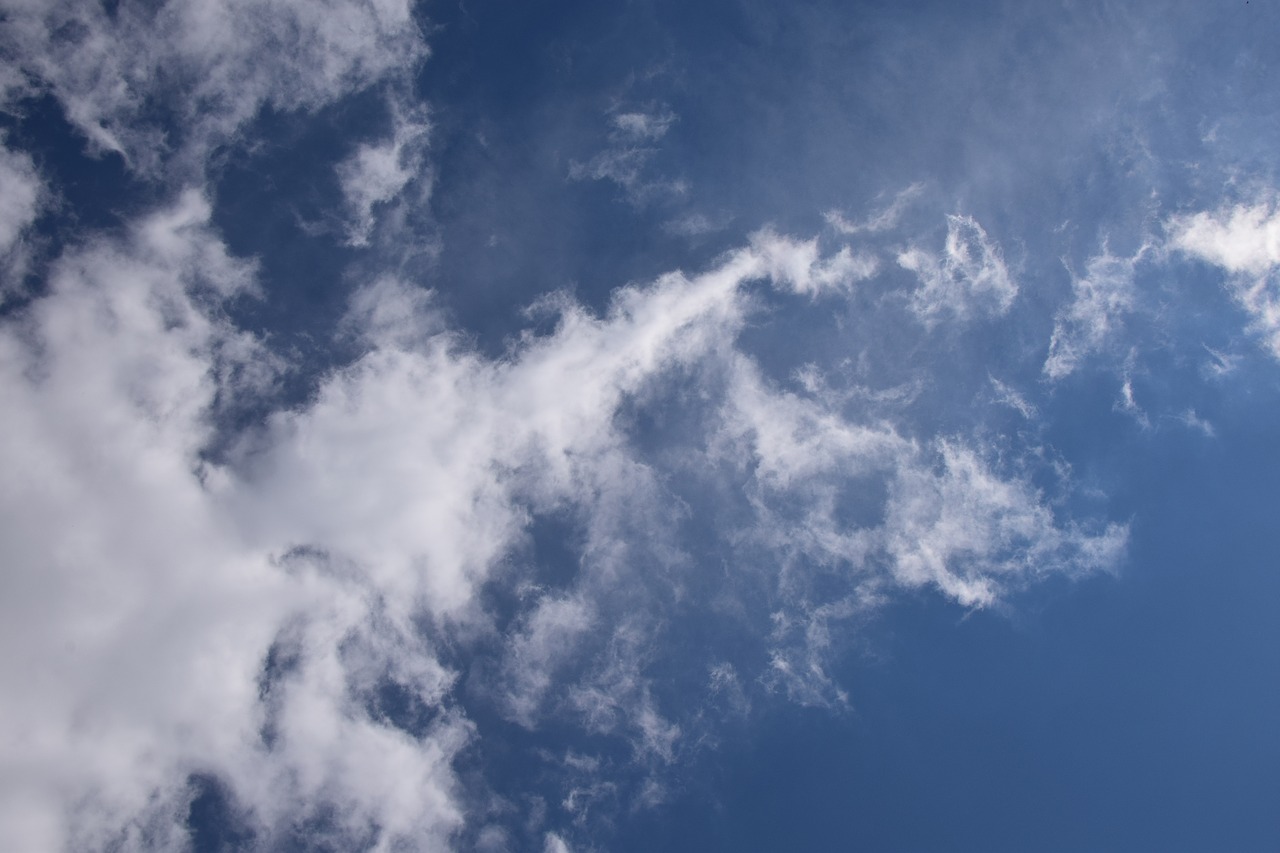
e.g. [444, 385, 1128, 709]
[1, 1, 1279, 851]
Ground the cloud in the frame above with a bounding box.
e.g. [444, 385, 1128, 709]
[709, 349, 1124, 697]
[611, 109, 676, 143]
[750, 229, 879, 297]
[544, 832, 574, 853]
[883, 441, 1128, 607]
[1, 0, 427, 177]
[1114, 368, 1150, 430]
[989, 376, 1038, 420]
[502, 595, 596, 725]
[336, 96, 432, 247]
[898, 214, 1016, 326]
[1044, 247, 1144, 379]
[1177, 408, 1215, 437]
[0, 190, 1126, 848]
[0, 193, 466, 852]
[662, 210, 731, 238]
[1168, 195, 1280, 357]
[569, 106, 687, 205]
[0, 136, 44, 294]
[826, 182, 925, 235]
[1169, 197, 1280, 275]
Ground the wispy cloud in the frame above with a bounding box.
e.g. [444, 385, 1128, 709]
[1044, 246, 1145, 380]
[569, 106, 687, 205]
[898, 214, 1016, 327]
[0, 136, 44, 295]
[336, 96, 432, 248]
[826, 182, 925, 235]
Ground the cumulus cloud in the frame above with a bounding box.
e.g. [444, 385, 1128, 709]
[1168, 195, 1280, 357]
[898, 214, 1016, 326]
[0, 0, 427, 177]
[0, 193, 466, 852]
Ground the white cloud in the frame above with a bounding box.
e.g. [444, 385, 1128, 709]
[0, 135, 45, 298]
[569, 106, 686, 205]
[883, 441, 1127, 607]
[1169, 196, 1280, 358]
[710, 349, 1124, 695]
[1114, 371, 1150, 430]
[611, 109, 675, 143]
[662, 210, 730, 238]
[0, 198, 1127, 847]
[502, 595, 596, 725]
[750, 229, 879, 297]
[989, 376, 1038, 419]
[1044, 247, 1143, 379]
[0, 193, 466, 852]
[1201, 344, 1240, 379]
[337, 97, 432, 247]
[0, 137, 42, 255]
[826, 182, 925, 235]
[899, 214, 1016, 326]
[1177, 408, 1215, 437]
[545, 832, 574, 853]
[1, 0, 427, 177]
[1169, 198, 1280, 275]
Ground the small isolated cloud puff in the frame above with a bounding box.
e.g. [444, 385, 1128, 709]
[1169, 195, 1280, 358]
[898, 214, 1016, 326]
[1044, 247, 1144, 380]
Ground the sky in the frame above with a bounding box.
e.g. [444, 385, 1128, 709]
[1, 1, 1278, 850]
